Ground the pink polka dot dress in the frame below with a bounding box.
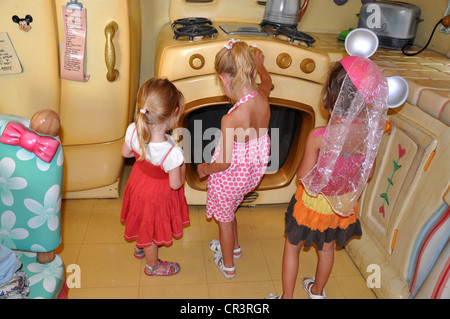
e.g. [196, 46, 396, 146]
[206, 91, 271, 222]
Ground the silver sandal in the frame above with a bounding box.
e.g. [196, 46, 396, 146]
[209, 239, 242, 259]
[302, 277, 326, 299]
[265, 294, 282, 299]
[213, 252, 236, 279]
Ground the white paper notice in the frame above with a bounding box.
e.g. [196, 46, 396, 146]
[0, 32, 23, 75]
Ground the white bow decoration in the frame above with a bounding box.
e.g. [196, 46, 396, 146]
[224, 38, 240, 50]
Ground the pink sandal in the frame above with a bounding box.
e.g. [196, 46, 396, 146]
[134, 246, 145, 259]
[144, 260, 180, 276]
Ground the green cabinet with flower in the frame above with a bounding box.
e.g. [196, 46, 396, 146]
[0, 114, 66, 299]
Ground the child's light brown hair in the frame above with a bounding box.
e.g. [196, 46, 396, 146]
[320, 61, 348, 114]
[215, 41, 255, 94]
[135, 78, 184, 161]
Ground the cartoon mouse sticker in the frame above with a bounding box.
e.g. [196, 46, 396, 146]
[12, 15, 33, 32]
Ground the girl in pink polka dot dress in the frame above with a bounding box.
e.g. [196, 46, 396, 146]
[197, 40, 272, 278]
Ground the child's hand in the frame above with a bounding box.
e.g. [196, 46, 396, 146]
[251, 48, 265, 69]
[197, 162, 209, 179]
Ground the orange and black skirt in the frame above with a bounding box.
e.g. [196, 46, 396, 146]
[284, 184, 362, 250]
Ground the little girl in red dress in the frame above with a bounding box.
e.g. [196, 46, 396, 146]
[121, 78, 189, 276]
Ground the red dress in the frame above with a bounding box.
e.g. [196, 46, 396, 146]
[120, 147, 190, 248]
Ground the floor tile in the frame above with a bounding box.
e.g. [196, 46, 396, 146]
[83, 207, 124, 244]
[207, 281, 276, 299]
[76, 243, 141, 288]
[68, 286, 140, 299]
[140, 240, 208, 286]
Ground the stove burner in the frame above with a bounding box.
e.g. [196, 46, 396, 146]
[171, 17, 212, 28]
[260, 21, 297, 30]
[273, 28, 315, 47]
[173, 25, 218, 41]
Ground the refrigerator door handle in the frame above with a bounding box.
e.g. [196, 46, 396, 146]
[105, 21, 119, 82]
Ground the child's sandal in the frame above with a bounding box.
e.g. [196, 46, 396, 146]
[213, 252, 236, 279]
[302, 277, 326, 299]
[209, 239, 242, 259]
[265, 294, 282, 299]
[134, 246, 145, 259]
[144, 260, 180, 276]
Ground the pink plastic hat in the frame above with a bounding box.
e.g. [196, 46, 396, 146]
[340, 55, 368, 93]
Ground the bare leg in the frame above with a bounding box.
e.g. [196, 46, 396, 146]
[218, 219, 236, 275]
[232, 217, 239, 251]
[311, 241, 335, 295]
[144, 244, 159, 268]
[281, 238, 304, 299]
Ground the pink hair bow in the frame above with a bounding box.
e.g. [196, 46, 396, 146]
[0, 121, 60, 163]
[224, 38, 240, 50]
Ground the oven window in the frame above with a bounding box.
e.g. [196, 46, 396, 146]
[185, 104, 300, 173]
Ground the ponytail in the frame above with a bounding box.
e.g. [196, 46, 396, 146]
[215, 41, 255, 94]
[135, 110, 151, 161]
[133, 78, 184, 162]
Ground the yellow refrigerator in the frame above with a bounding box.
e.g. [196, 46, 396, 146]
[0, 0, 141, 198]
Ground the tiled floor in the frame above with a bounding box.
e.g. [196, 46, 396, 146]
[58, 163, 376, 299]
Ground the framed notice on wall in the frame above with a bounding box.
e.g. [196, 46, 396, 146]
[0, 32, 23, 75]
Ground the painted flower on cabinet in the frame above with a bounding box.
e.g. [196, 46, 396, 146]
[27, 256, 64, 293]
[0, 210, 29, 249]
[379, 144, 406, 218]
[24, 185, 61, 231]
[0, 157, 27, 206]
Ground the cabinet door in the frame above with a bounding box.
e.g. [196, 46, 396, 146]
[54, 0, 141, 145]
[0, 0, 60, 117]
[360, 115, 437, 255]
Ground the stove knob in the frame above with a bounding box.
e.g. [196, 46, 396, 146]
[276, 53, 292, 69]
[189, 54, 205, 70]
[300, 58, 315, 74]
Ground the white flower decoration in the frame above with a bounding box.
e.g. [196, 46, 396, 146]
[17, 149, 52, 171]
[16, 145, 62, 170]
[0, 157, 27, 206]
[25, 185, 61, 231]
[0, 117, 29, 133]
[0, 210, 29, 249]
[56, 148, 64, 167]
[31, 244, 47, 253]
[28, 256, 64, 293]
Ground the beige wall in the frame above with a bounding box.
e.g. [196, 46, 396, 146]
[139, 0, 450, 83]
[139, 0, 170, 84]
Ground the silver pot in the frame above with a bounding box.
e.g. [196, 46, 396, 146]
[262, 0, 309, 27]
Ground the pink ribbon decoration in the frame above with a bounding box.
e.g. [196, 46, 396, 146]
[0, 122, 60, 163]
[224, 38, 240, 50]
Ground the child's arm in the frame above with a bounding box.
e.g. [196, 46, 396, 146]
[121, 140, 134, 158]
[296, 129, 322, 180]
[169, 162, 185, 190]
[251, 49, 272, 98]
[197, 115, 234, 179]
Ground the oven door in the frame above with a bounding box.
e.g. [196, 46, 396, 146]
[174, 73, 326, 205]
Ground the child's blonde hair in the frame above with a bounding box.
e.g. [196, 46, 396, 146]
[215, 41, 255, 94]
[135, 77, 184, 161]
